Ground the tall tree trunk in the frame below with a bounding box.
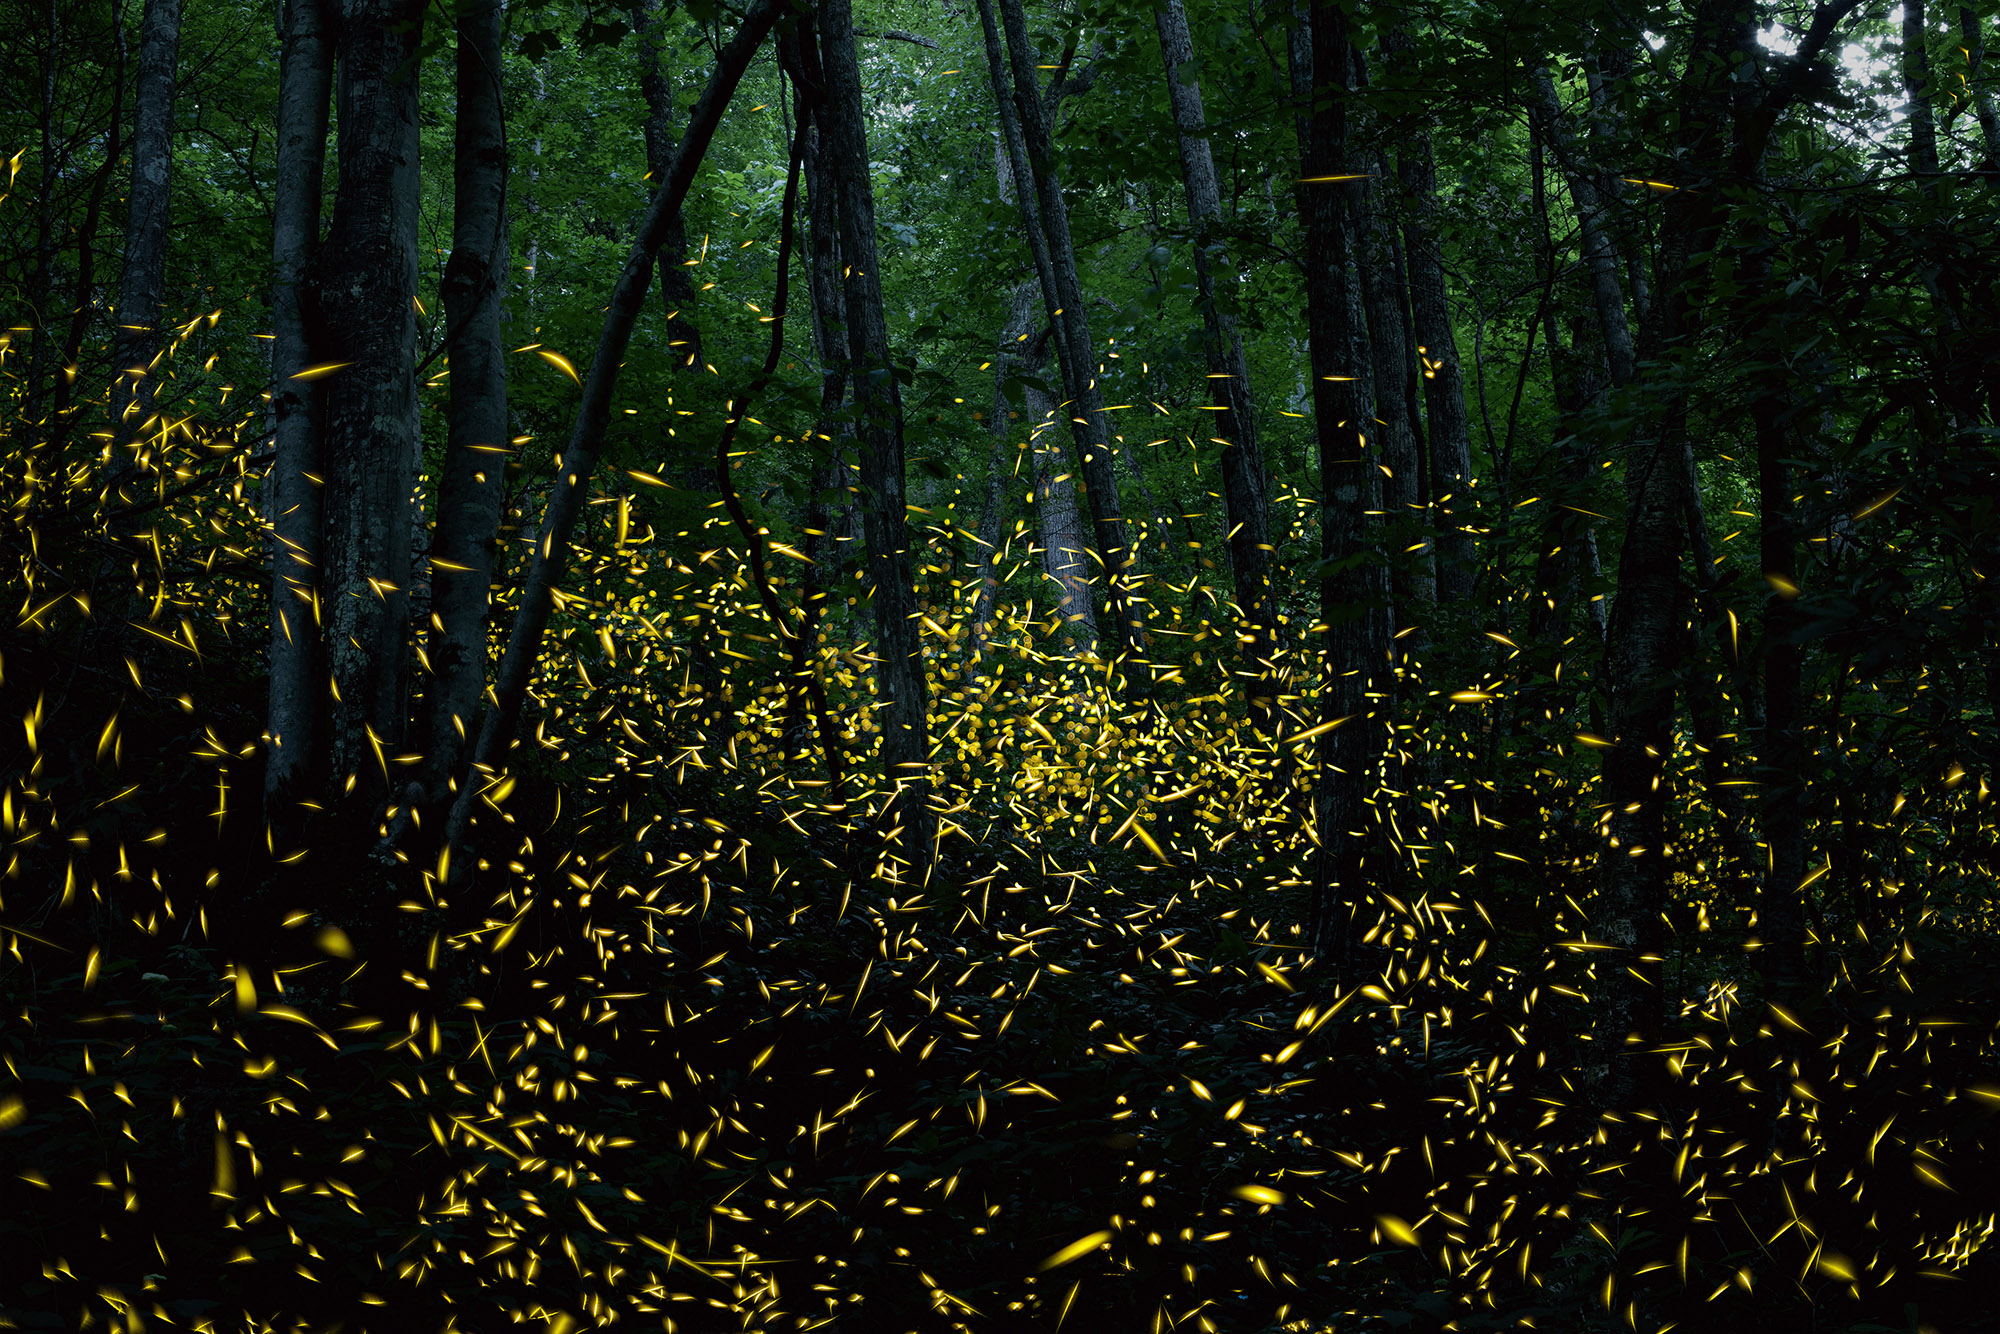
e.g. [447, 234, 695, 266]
[1751, 384, 1807, 986]
[636, 0, 703, 371]
[1963, 7, 2000, 174]
[1585, 0, 1864, 1102]
[1354, 153, 1432, 627]
[1384, 26, 1476, 605]
[1903, 0, 1941, 183]
[108, 0, 181, 474]
[304, 0, 425, 799]
[422, 0, 510, 806]
[980, 0, 1144, 665]
[1528, 63, 1637, 387]
[1154, 0, 1279, 706]
[264, 0, 335, 821]
[1025, 342, 1099, 649]
[451, 0, 789, 855]
[1298, 0, 1390, 965]
[818, 0, 936, 869]
[781, 60, 851, 777]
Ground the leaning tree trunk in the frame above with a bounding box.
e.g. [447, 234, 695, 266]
[263, 0, 335, 822]
[449, 0, 789, 857]
[422, 0, 510, 807]
[1154, 0, 1279, 709]
[304, 0, 426, 802]
[980, 0, 1144, 666]
[818, 0, 936, 871]
[1298, 0, 1390, 967]
[108, 0, 182, 478]
[1528, 63, 1637, 387]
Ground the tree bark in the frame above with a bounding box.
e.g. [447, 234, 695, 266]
[1354, 154, 1433, 626]
[814, 0, 936, 868]
[1298, 0, 1390, 966]
[1154, 0, 1279, 703]
[263, 0, 335, 821]
[108, 0, 182, 470]
[450, 0, 789, 855]
[981, 0, 1144, 666]
[1902, 0, 1941, 183]
[1963, 7, 2000, 174]
[1528, 63, 1637, 387]
[304, 0, 426, 799]
[781, 48, 852, 778]
[422, 0, 510, 806]
[1384, 26, 1476, 605]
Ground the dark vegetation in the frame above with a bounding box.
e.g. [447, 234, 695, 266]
[3, 0, 2000, 1329]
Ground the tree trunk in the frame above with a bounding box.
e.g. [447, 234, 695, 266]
[263, 0, 335, 821]
[1903, 0, 1941, 183]
[1024, 333, 1099, 650]
[1384, 27, 1476, 605]
[1154, 0, 1279, 704]
[1528, 64, 1637, 387]
[422, 0, 510, 806]
[781, 60, 852, 778]
[108, 0, 182, 471]
[636, 0, 703, 371]
[1298, 0, 1390, 966]
[1354, 156, 1432, 625]
[818, 0, 936, 870]
[451, 0, 789, 854]
[1963, 7, 2000, 174]
[304, 0, 425, 799]
[980, 0, 1144, 665]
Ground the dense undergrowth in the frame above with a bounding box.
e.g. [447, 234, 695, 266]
[5, 320, 2000, 1334]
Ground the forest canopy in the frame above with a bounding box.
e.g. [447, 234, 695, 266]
[2, 0, 1999, 1329]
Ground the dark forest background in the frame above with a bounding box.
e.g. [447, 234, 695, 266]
[2, 0, 2000, 1328]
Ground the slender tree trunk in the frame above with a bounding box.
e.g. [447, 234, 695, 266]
[108, 0, 181, 475]
[1354, 156, 1432, 624]
[450, 0, 788, 855]
[422, 0, 510, 806]
[1528, 64, 1637, 387]
[264, 0, 335, 821]
[782, 67, 851, 775]
[1384, 27, 1475, 605]
[304, 0, 425, 799]
[818, 0, 936, 869]
[1903, 0, 1941, 183]
[1963, 7, 2000, 174]
[1154, 0, 1279, 705]
[636, 0, 703, 370]
[1752, 391, 1807, 986]
[1298, 0, 1389, 965]
[1583, 0, 1864, 1100]
[981, 0, 1144, 665]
